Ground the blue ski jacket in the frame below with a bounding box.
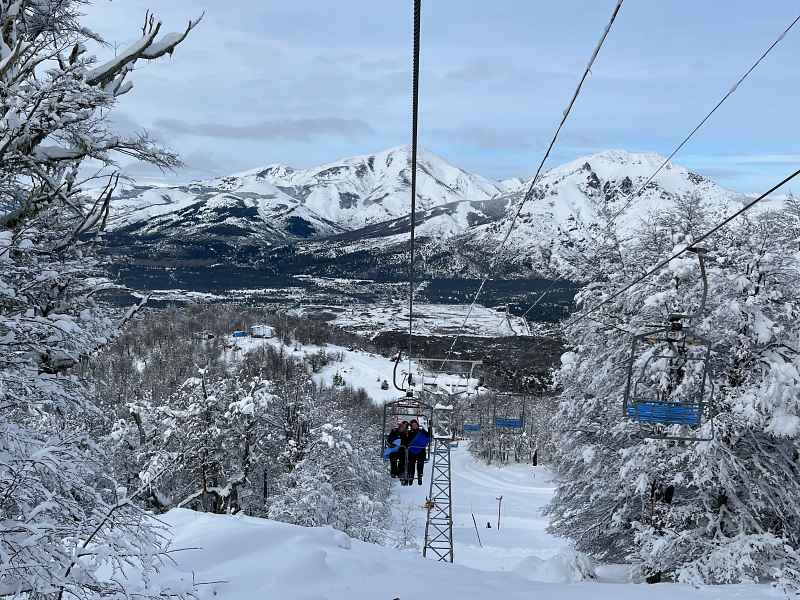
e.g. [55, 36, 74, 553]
[407, 429, 429, 455]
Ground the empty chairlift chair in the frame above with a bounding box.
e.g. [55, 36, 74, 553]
[622, 248, 715, 441]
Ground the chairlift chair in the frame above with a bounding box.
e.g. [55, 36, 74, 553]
[383, 352, 435, 465]
[493, 391, 526, 433]
[382, 391, 434, 470]
[622, 247, 715, 441]
[415, 357, 483, 398]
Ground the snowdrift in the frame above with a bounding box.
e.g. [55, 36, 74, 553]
[513, 549, 597, 583]
[153, 509, 778, 600]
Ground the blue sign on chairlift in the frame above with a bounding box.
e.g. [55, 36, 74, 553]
[463, 423, 481, 432]
[495, 418, 523, 429]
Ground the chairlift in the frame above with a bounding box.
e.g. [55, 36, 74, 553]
[493, 391, 526, 433]
[415, 357, 483, 397]
[381, 391, 434, 467]
[623, 247, 715, 441]
[381, 352, 434, 464]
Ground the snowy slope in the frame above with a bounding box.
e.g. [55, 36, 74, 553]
[230, 335, 484, 405]
[230, 335, 405, 405]
[395, 443, 572, 573]
[106, 178, 344, 249]
[150, 446, 776, 599]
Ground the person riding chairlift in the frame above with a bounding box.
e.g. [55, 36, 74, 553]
[385, 421, 408, 478]
[405, 419, 429, 486]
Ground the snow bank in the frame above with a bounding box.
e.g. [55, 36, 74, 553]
[154, 509, 537, 599]
[152, 509, 778, 600]
[513, 549, 597, 583]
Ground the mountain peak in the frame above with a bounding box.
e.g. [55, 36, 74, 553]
[550, 149, 675, 181]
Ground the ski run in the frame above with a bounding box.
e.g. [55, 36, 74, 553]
[151, 442, 777, 599]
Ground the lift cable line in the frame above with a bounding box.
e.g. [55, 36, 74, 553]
[486, 10, 798, 342]
[610, 12, 800, 221]
[565, 165, 800, 330]
[433, 0, 625, 378]
[407, 0, 422, 377]
[390, 0, 456, 565]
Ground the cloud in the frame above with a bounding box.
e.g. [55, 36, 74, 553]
[154, 117, 373, 141]
[180, 150, 230, 174]
[107, 112, 146, 136]
[443, 61, 503, 84]
[117, 149, 255, 183]
[433, 127, 537, 151]
[705, 154, 800, 167]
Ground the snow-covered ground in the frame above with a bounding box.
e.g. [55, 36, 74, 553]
[153, 445, 777, 600]
[291, 301, 528, 337]
[193, 336, 780, 598]
[230, 335, 480, 405]
[230, 335, 415, 404]
[394, 444, 570, 573]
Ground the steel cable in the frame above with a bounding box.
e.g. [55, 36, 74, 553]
[432, 0, 625, 380]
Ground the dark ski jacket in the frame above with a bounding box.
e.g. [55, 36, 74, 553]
[387, 428, 402, 446]
[407, 429, 429, 455]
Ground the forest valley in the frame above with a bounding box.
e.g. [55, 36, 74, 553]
[3, 1, 800, 598]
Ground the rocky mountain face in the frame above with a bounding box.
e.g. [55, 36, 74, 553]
[461, 149, 741, 273]
[104, 146, 508, 264]
[102, 147, 743, 279]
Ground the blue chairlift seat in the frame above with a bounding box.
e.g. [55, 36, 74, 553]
[626, 401, 701, 426]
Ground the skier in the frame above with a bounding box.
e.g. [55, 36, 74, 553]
[406, 419, 430, 485]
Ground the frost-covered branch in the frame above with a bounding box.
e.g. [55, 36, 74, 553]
[1, 1, 199, 598]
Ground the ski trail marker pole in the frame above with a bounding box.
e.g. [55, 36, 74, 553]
[471, 513, 483, 548]
[496, 495, 503, 530]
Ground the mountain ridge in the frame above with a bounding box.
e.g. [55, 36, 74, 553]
[102, 147, 747, 279]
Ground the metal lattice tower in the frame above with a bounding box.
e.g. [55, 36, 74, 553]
[423, 403, 454, 562]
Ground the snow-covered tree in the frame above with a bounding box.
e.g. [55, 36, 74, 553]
[268, 405, 391, 544]
[546, 196, 800, 588]
[143, 371, 284, 514]
[0, 1, 199, 596]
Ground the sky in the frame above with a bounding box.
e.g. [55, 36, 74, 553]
[82, 1, 800, 193]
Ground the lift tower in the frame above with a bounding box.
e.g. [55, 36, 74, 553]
[423, 402, 454, 562]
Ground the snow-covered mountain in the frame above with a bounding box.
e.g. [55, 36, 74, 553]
[104, 148, 745, 277]
[470, 149, 743, 264]
[108, 180, 345, 245]
[104, 147, 509, 260]
[247, 146, 506, 229]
